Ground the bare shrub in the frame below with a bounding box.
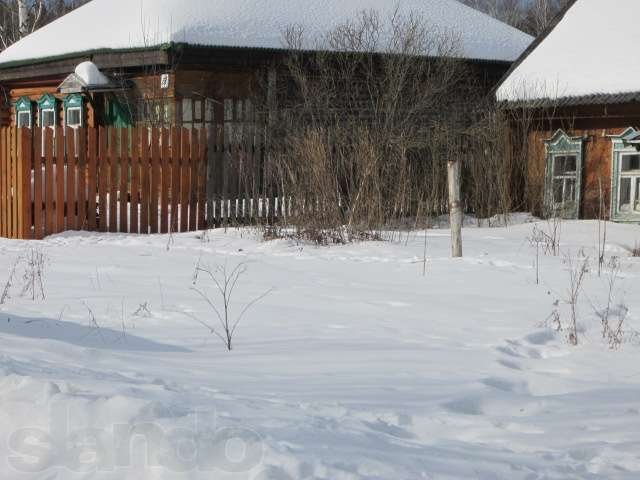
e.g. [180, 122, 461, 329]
[596, 177, 608, 276]
[20, 247, 47, 301]
[590, 257, 634, 349]
[1, 255, 21, 305]
[529, 217, 561, 259]
[629, 241, 640, 258]
[192, 260, 272, 351]
[254, 9, 506, 243]
[562, 252, 589, 346]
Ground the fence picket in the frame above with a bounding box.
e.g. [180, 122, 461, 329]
[108, 128, 118, 233]
[180, 128, 190, 232]
[130, 127, 139, 234]
[33, 128, 43, 239]
[140, 128, 150, 235]
[150, 128, 160, 234]
[66, 128, 77, 231]
[170, 127, 180, 234]
[55, 127, 65, 232]
[189, 129, 198, 231]
[119, 128, 128, 233]
[98, 127, 108, 233]
[87, 128, 97, 231]
[198, 127, 207, 229]
[77, 128, 87, 230]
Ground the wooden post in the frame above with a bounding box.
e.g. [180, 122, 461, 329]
[447, 159, 463, 258]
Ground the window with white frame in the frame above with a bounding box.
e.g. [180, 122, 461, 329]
[544, 130, 583, 219]
[41, 108, 56, 128]
[17, 110, 31, 128]
[15, 97, 32, 129]
[66, 107, 82, 129]
[618, 153, 640, 214]
[551, 154, 578, 207]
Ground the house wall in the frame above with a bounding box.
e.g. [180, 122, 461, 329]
[6, 81, 98, 128]
[526, 103, 640, 220]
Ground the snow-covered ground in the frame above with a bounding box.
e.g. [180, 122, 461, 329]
[0, 219, 639, 479]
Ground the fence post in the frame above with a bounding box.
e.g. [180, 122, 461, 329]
[448, 158, 463, 258]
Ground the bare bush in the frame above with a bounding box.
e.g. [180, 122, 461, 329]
[590, 257, 633, 349]
[192, 260, 272, 351]
[529, 217, 562, 259]
[245, 9, 533, 243]
[596, 177, 608, 276]
[1, 255, 21, 305]
[20, 247, 47, 301]
[563, 252, 589, 346]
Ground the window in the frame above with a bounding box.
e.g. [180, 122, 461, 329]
[17, 111, 31, 128]
[224, 98, 255, 142]
[15, 97, 33, 129]
[66, 107, 82, 129]
[618, 153, 640, 214]
[41, 109, 56, 128]
[552, 155, 577, 206]
[182, 97, 215, 130]
[544, 130, 583, 219]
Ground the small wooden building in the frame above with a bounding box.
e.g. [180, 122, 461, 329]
[496, 0, 640, 223]
[0, 0, 531, 134]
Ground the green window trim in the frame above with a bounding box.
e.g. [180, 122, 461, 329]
[544, 129, 584, 219]
[37, 93, 58, 128]
[14, 96, 32, 128]
[610, 127, 640, 223]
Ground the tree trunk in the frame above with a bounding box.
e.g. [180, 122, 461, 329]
[448, 159, 463, 258]
[17, 0, 30, 38]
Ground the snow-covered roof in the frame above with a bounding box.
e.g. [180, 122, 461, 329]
[497, 0, 640, 103]
[0, 0, 533, 67]
[58, 61, 115, 93]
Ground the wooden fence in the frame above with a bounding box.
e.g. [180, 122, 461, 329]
[0, 126, 294, 240]
[0, 126, 209, 239]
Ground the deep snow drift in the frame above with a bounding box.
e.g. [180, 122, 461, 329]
[0, 219, 639, 479]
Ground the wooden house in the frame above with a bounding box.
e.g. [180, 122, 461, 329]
[0, 0, 535, 240]
[496, 0, 640, 223]
[0, 0, 532, 134]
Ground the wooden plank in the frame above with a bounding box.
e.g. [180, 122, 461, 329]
[10, 128, 18, 238]
[98, 127, 108, 232]
[160, 128, 170, 233]
[55, 127, 65, 232]
[0, 128, 5, 238]
[44, 128, 54, 236]
[119, 128, 128, 233]
[109, 128, 117, 233]
[189, 129, 198, 231]
[19, 128, 32, 239]
[65, 128, 77, 231]
[77, 128, 87, 230]
[15, 128, 23, 238]
[198, 127, 207, 230]
[130, 127, 139, 234]
[170, 127, 180, 234]
[33, 128, 43, 239]
[87, 128, 97, 231]
[180, 128, 190, 233]
[150, 127, 160, 234]
[140, 128, 150, 235]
